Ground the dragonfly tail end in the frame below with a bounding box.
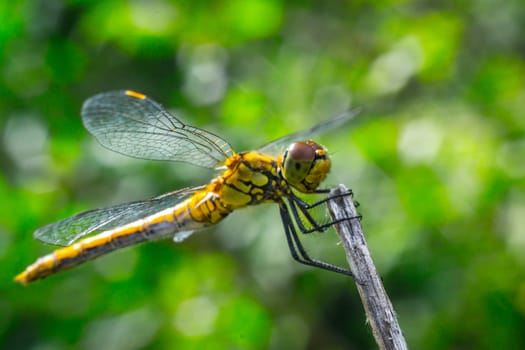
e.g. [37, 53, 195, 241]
[14, 270, 30, 286]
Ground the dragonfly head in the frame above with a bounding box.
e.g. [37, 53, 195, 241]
[281, 141, 331, 193]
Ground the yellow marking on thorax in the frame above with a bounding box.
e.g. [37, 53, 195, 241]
[218, 152, 286, 208]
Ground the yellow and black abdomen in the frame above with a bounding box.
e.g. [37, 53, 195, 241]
[14, 192, 232, 284]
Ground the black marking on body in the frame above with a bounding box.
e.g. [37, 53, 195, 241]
[115, 231, 147, 246]
[233, 160, 289, 203]
[144, 220, 178, 238]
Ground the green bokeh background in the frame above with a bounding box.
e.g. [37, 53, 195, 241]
[1, 1, 525, 349]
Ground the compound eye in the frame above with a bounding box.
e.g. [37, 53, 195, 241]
[282, 142, 315, 185]
[289, 141, 315, 162]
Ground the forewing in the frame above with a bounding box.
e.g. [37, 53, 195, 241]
[34, 187, 201, 246]
[257, 109, 360, 155]
[81, 90, 234, 168]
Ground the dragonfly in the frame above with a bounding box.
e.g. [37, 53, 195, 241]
[15, 90, 359, 285]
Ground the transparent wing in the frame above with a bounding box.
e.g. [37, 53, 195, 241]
[34, 187, 202, 246]
[257, 109, 360, 155]
[81, 90, 234, 168]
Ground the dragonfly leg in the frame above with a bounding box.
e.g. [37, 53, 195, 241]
[287, 198, 325, 232]
[287, 192, 362, 234]
[278, 203, 355, 277]
[293, 188, 354, 209]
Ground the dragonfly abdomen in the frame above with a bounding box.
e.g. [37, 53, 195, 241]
[15, 220, 151, 284]
[15, 191, 233, 284]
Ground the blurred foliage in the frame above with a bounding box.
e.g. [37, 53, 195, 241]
[1, 0, 525, 349]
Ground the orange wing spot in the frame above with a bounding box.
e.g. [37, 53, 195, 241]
[125, 90, 147, 100]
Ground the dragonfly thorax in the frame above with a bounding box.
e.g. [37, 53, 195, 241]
[218, 152, 287, 208]
[281, 141, 331, 193]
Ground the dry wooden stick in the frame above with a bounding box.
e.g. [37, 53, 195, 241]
[328, 184, 408, 350]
